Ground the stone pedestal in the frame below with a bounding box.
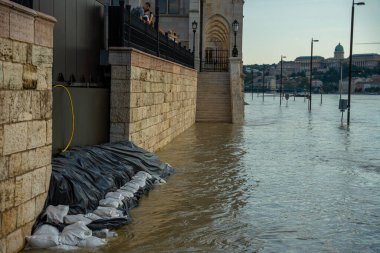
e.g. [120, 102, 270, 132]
[0, 1, 56, 252]
[229, 58, 245, 124]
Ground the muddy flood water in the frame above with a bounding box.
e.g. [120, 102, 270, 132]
[53, 95, 380, 252]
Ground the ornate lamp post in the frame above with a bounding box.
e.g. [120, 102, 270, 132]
[309, 38, 319, 112]
[192, 20, 198, 54]
[232, 20, 239, 57]
[347, 1, 365, 125]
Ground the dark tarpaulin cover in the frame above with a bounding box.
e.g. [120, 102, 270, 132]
[32, 141, 173, 232]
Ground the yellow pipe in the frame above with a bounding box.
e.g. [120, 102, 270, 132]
[53, 85, 75, 153]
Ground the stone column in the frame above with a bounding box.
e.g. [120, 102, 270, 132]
[229, 58, 244, 124]
[0, 1, 56, 253]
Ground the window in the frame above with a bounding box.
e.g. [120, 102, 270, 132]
[159, 0, 179, 15]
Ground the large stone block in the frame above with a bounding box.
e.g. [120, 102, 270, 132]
[34, 145, 51, 169]
[0, 156, 8, 181]
[12, 41, 27, 63]
[36, 65, 52, 90]
[6, 228, 24, 253]
[40, 90, 52, 119]
[0, 38, 12, 62]
[2, 207, 17, 236]
[0, 5, 10, 38]
[31, 166, 46, 198]
[9, 91, 32, 122]
[0, 61, 3, 89]
[0, 91, 10, 124]
[112, 65, 130, 80]
[110, 123, 125, 135]
[31, 91, 41, 120]
[23, 64, 37, 89]
[8, 152, 22, 178]
[46, 119, 52, 145]
[10, 10, 34, 44]
[16, 197, 35, 227]
[28, 45, 53, 66]
[14, 172, 32, 206]
[3, 62, 23, 90]
[0, 237, 5, 253]
[3, 122, 28, 155]
[111, 79, 129, 93]
[35, 192, 47, 216]
[0, 179, 15, 212]
[27, 120, 46, 149]
[34, 18, 54, 48]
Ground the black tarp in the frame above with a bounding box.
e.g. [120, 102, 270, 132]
[33, 141, 173, 232]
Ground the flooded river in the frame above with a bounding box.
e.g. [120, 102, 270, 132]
[86, 95, 380, 252]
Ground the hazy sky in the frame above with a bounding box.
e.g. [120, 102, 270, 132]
[242, 0, 380, 65]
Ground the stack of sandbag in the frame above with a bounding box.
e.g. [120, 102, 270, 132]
[26, 171, 166, 250]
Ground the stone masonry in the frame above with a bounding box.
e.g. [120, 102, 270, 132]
[109, 48, 197, 152]
[0, 1, 56, 253]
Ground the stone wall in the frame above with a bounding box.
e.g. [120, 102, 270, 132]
[109, 48, 197, 152]
[0, 1, 55, 253]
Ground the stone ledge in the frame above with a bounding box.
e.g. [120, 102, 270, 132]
[0, 0, 56, 23]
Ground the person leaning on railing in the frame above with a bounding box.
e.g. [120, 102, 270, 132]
[132, 2, 154, 25]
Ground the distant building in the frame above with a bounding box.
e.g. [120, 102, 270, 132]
[277, 43, 380, 76]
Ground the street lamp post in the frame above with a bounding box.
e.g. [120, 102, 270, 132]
[280, 55, 286, 106]
[347, 1, 365, 126]
[232, 20, 239, 57]
[251, 69, 254, 100]
[309, 38, 319, 112]
[262, 68, 265, 102]
[192, 20, 197, 54]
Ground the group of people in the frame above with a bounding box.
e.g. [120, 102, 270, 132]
[132, 2, 154, 25]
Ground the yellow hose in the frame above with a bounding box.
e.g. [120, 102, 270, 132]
[53, 85, 75, 153]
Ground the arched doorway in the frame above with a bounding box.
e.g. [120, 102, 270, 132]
[203, 14, 230, 72]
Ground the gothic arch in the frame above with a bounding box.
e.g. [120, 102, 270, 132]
[204, 14, 230, 51]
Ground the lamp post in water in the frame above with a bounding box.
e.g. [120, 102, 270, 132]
[280, 55, 286, 106]
[347, 1, 365, 126]
[309, 38, 319, 112]
[262, 67, 265, 102]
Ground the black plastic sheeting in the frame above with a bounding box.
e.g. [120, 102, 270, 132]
[32, 141, 173, 232]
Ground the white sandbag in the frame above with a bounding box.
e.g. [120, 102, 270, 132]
[64, 214, 92, 225]
[154, 178, 167, 185]
[92, 229, 118, 238]
[44, 205, 69, 224]
[26, 235, 60, 249]
[121, 185, 138, 194]
[33, 224, 60, 236]
[49, 245, 80, 250]
[105, 192, 124, 201]
[77, 236, 106, 248]
[116, 189, 134, 198]
[131, 178, 146, 188]
[84, 213, 102, 221]
[93, 206, 124, 218]
[60, 221, 92, 246]
[137, 171, 153, 179]
[133, 173, 147, 180]
[124, 181, 140, 191]
[99, 198, 121, 208]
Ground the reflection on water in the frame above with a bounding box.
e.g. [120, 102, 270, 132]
[78, 95, 380, 252]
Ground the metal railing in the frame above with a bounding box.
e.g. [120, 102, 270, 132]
[201, 49, 229, 72]
[108, 4, 194, 69]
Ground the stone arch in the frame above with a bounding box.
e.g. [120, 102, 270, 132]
[204, 14, 230, 51]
